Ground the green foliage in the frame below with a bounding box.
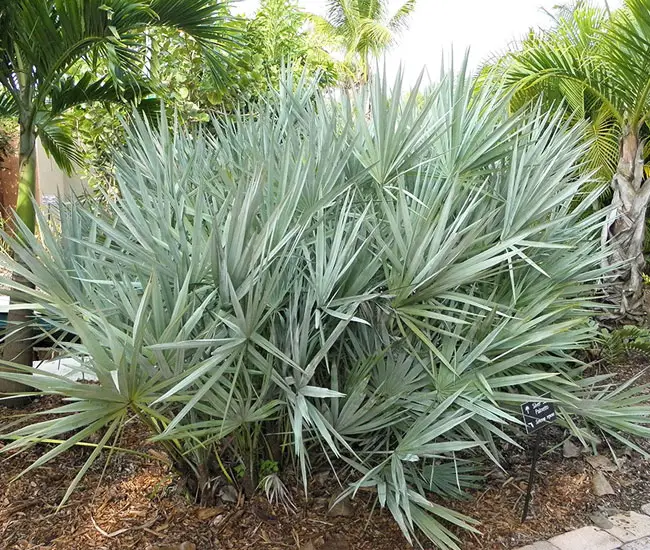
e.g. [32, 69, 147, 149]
[243, 0, 346, 91]
[502, 2, 617, 182]
[600, 325, 650, 363]
[59, 0, 346, 190]
[1, 68, 650, 549]
[0, 0, 240, 231]
[312, 0, 416, 83]
[146, 0, 345, 107]
[0, 117, 16, 162]
[500, 0, 650, 280]
[260, 460, 279, 477]
[56, 104, 124, 191]
[133, 29, 214, 123]
[503, 0, 650, 182]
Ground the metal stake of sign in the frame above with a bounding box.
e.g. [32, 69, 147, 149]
[521, 430, 541, 522]
[520, 399, 556, 523]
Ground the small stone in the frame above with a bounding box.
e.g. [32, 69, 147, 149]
[563, 440, 582, 458]
[586, 455, 618, 472]
[549, 526, 621, 550]
[592, 471, 616, 497]
[600, 505, 623, 516]
[196, 506, 226, 521]
[327, 494, 354, 517]
[605, 512, 650, 543]
[622, 536, 650, 550]
[641, 503, 650, 516]
[219, 485, 238, 503]
[590, 512, 614, 530]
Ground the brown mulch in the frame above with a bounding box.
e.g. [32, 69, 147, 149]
[448, 426, 650, 549]
[0, 398, 415, 550]
[1, 359, 649, 550]
[449, 357, 650, 549]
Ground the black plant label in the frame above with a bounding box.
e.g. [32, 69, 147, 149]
[521, 401, 556, 434]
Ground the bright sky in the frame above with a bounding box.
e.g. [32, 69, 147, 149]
[236, 0, 623, 85]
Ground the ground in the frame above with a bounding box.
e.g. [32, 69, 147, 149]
[0, 361, 649, 550]
[0, 398, 416, 550]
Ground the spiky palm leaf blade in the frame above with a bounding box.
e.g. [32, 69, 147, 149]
[1, 66, 649, 549]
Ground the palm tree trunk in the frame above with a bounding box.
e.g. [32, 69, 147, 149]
[15, 123, 37, 232]
[605, 126, 650, 316]
[0, 121, 37, 405]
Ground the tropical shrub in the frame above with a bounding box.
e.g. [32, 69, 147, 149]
[502, 0, 650, 315]
[1, 68, 649, 549]
[600, 325, 650, 364]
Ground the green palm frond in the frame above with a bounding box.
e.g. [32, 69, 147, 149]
[1, 0, 238, 108]
[316, 0, 414, 81]
[35, 115, 84, 174]
[48, 73, 150, 115]
[388, 0, 416, 32]
[325, 0, 351, 28]
[499, 0, 650, 218]
[0, 87, 18, 118]
[149, 0, 241, 86]
[0, 0, 240, 191]
[357, 19, 393, 54]
[583, 107, 619, 181]
[309, 13, 344, 44]
[506, 0, 650, 131]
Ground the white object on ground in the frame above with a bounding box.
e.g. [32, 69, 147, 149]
[605, 513, 650, 544]
[548, 526, 622, 550]
[33, 357, 98, 382]
[0, 295, 96, 383]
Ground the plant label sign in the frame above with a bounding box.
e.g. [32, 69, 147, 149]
[521, 401, 556, 434]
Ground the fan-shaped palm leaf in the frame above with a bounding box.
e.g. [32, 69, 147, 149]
[1, 67, 649, 550]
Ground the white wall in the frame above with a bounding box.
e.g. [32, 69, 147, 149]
[35, 138, 86, 201]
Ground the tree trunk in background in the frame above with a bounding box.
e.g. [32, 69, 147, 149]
[0, 123, 37, 405]
[604, 126, 650, 316]
[15, 124, 36, 232]
[0, 134, 19, 220]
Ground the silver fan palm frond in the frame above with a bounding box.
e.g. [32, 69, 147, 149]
[1, 64, 648, 550]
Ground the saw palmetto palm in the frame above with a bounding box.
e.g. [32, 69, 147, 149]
[1, 66, 648, 549]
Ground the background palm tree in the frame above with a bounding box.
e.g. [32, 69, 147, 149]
[504, 0, 650, 316]
[0, 0, 238, 390]
[311, 0, 416, 84]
